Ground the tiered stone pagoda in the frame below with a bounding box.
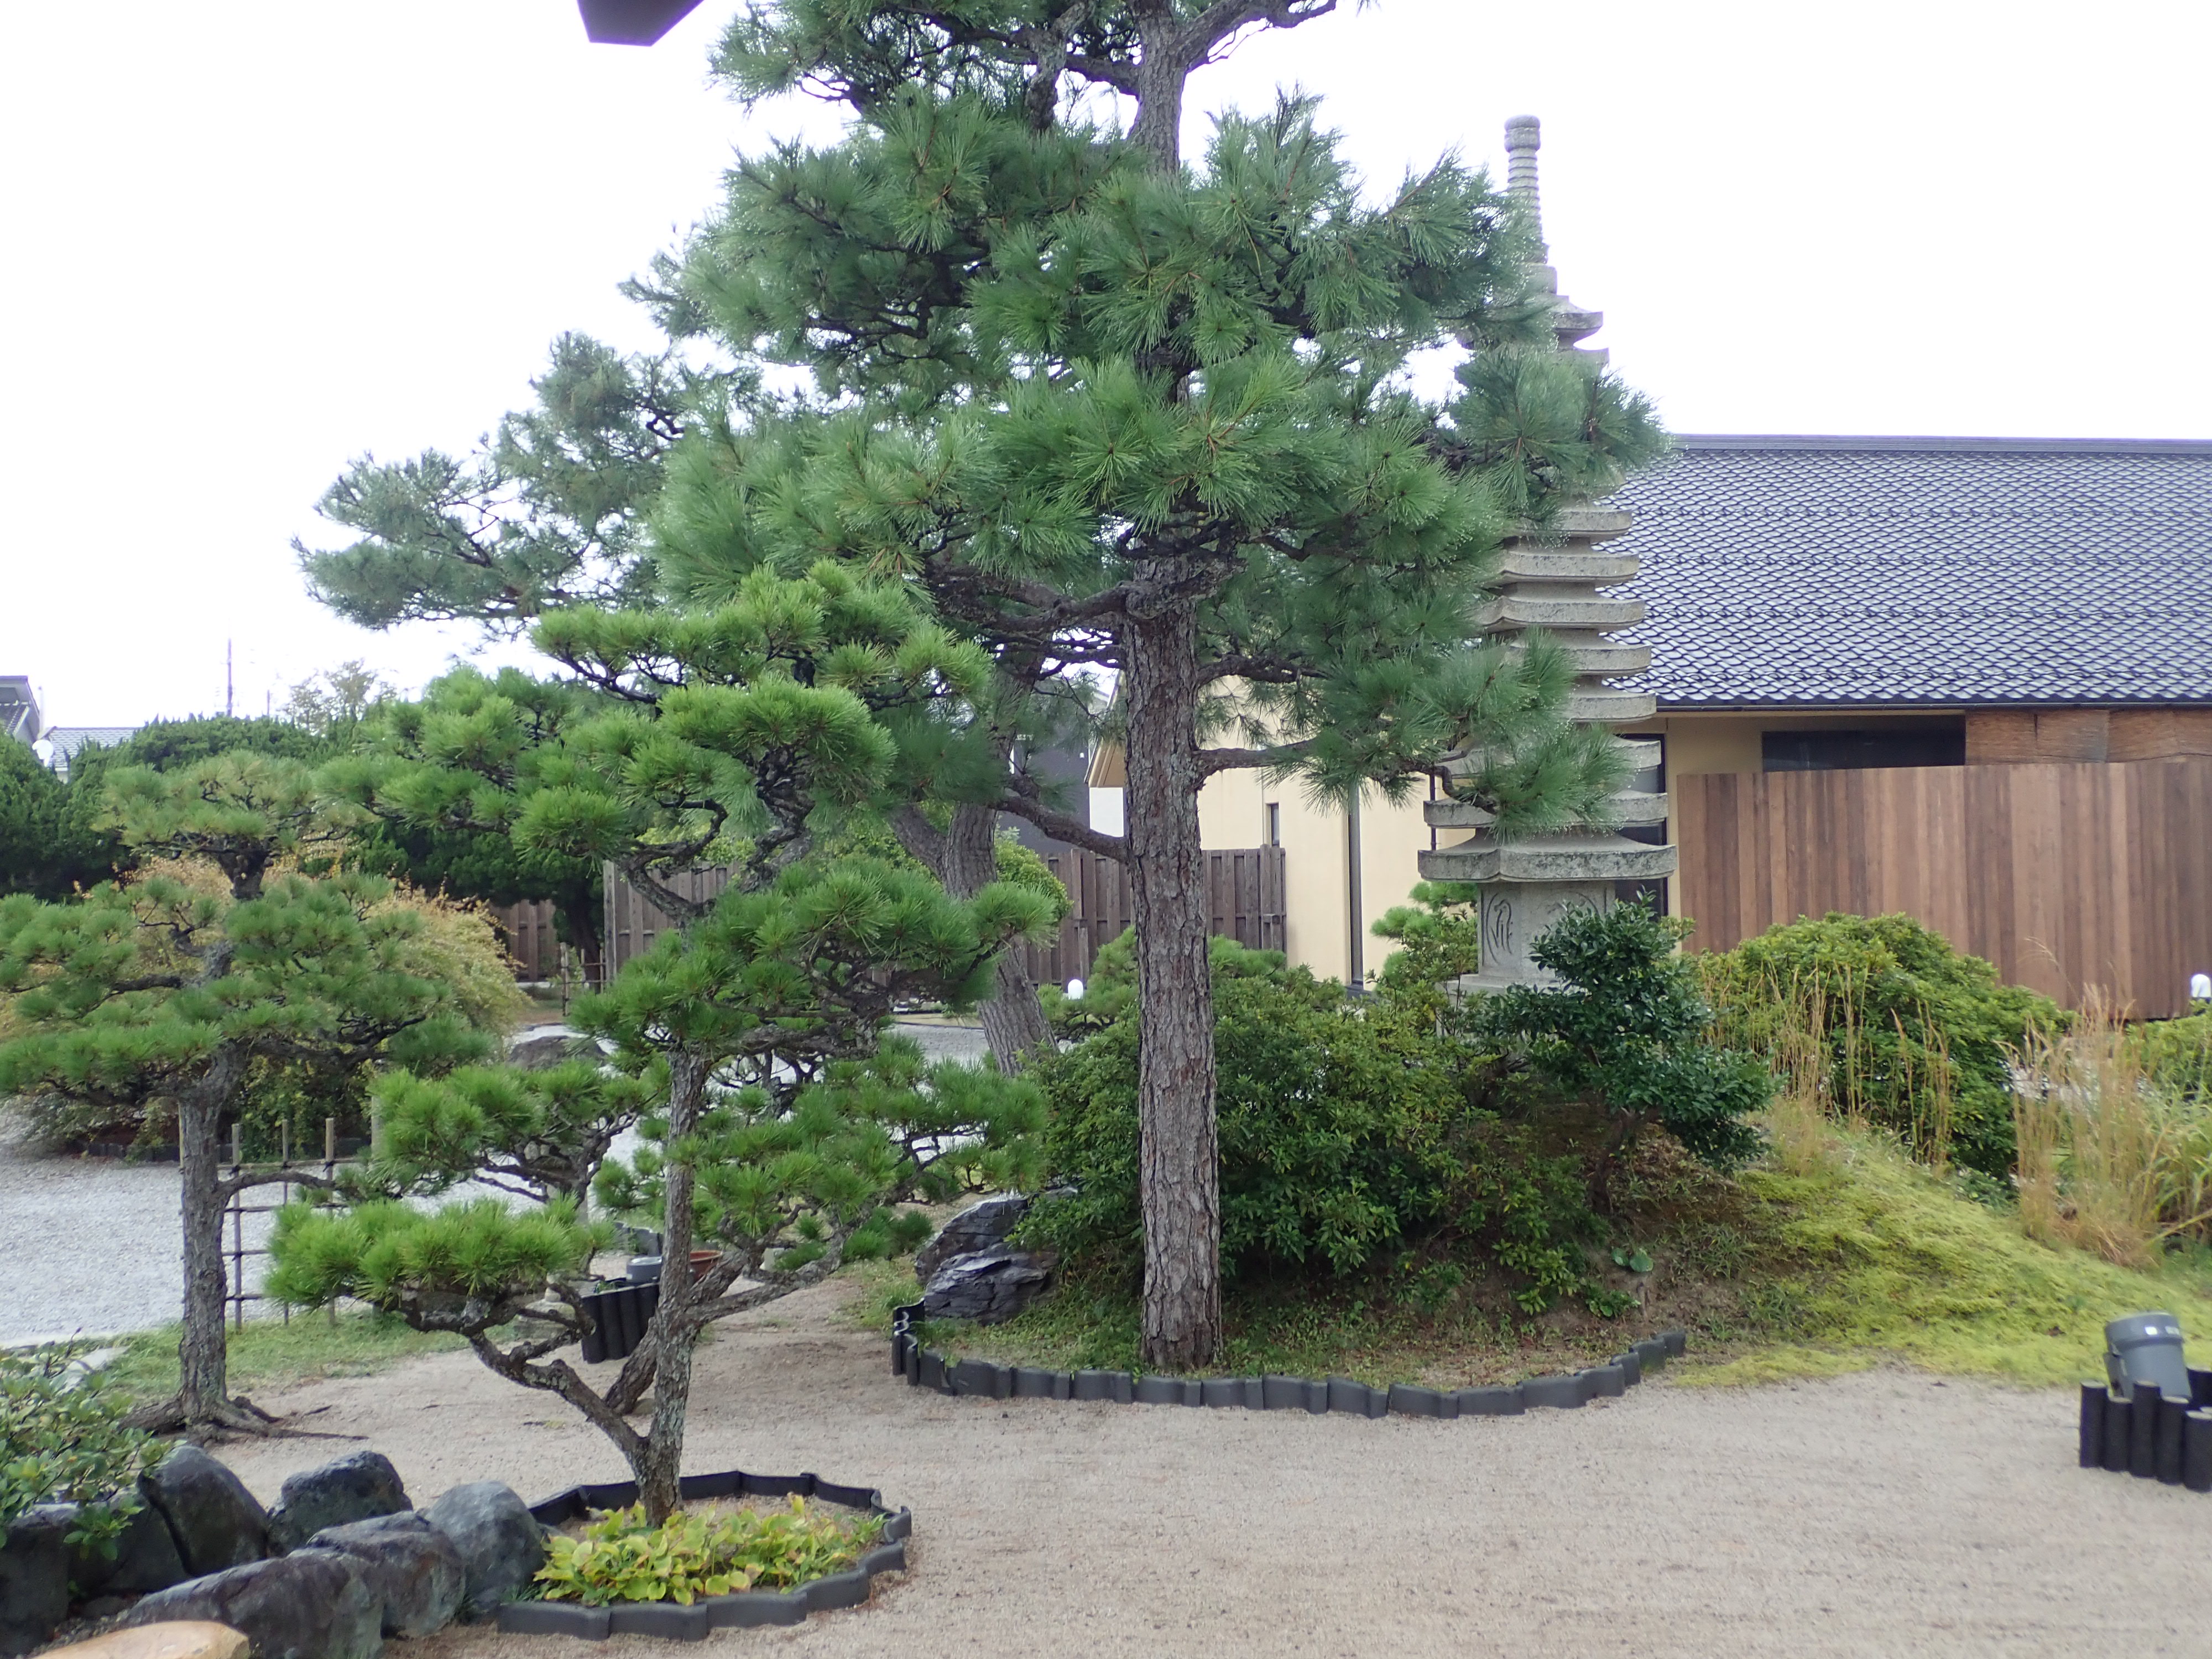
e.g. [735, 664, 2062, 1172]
[1417, 115, 1676, 989]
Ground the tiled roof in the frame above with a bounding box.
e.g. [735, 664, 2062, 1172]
[1605, 437, 2212, 707]
[43, 727, 140, 779]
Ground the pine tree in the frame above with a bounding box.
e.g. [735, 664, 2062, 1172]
[298, 334, 697, 632]
[630, 2, 1665, 1365]
[0, 755, 499, 1434]
[272, 565, 1053, 1519]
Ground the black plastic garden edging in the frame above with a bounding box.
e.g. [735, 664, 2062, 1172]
[889, 1303, 1686, 1420]
[2077, 1376, 2212, 1493]
[495, 1468, 911, 1640]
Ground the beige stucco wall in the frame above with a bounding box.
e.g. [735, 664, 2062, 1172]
[1196, 769, 1433, 985]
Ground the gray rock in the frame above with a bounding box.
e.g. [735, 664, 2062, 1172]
[914, 1195, 1031, 1282]
[0, 1505, 73, 1658]
[919, 1249, 1051, 1324]
[68, 1498, 189, 1597]
[307, 1512, 465, 1638]
[268, 1452, 411, 1551]
[508, 1034, 582, 1071]
[422, 1482, 544, 1619]
[141, 1445, 271, 1576]
[123, 1549, 381, 1659]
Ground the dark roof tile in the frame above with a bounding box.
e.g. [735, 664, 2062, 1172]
[1603, 438, 2212, 706]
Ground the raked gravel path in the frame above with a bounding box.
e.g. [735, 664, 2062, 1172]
[212, 1275, 2212, 1659]
[0, 1020, 991, 1347]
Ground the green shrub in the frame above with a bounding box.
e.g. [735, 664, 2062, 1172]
[533, 1498, 884, 1606]
[1, 1344, 163, 1550]
[1698, 911, 2064, 1177]
[1470, 899, 1769, 1184]
[1029, 945, 1611, 1311]
[2133, 1008, 2212, 1108]
[1370, 880, 1484, 995]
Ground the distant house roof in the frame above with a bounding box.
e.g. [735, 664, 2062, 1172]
[0, 676, 38, 746]
[1606, 436, 2212, 709]
[44, 727, 140, 779]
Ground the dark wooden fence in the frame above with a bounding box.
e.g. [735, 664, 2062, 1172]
[1673, 758, 2212, 1018]
[596, 848, 1287, 990]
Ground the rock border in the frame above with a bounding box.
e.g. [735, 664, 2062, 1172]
[889, 1303, 1686, 1420]
[2078, 1378, 2212, 1490]
[494, 1469, 911, 1640]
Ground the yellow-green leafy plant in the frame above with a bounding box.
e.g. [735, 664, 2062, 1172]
[533, 1498, 885, 1606]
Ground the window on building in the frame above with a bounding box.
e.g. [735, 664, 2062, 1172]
[1761, 724, 1965, 773]
[1265, 802, 1281, 847]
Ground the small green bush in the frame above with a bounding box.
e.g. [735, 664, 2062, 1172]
[1, 1344, 163, 1550]
[2134, 1008, 2212, 1108]
[1470, 899, 1769, 1183]
[533, 1498, 884, 1606]
[1699, 911, 2064, 1177]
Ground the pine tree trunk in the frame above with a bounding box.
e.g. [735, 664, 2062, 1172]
[943, 804, 1055, 1071]
[1121, 596, 1222, 1370]
[175, 1047, 248, 1431]
[638, 1050, 708, 1524]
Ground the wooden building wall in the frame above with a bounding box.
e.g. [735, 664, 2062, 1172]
[1673, 758, 2212, 1018]
[596, 850, 1287, 992]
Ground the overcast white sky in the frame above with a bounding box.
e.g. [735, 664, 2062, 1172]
[4, 0, 2206, 727]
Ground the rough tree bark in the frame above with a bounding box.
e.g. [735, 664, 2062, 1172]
[636, 1050, 709, 1524]
[1120, 590, 1223, 1369]
[174, 1050, 248, 1431]
[894, 800, 1055, 1073]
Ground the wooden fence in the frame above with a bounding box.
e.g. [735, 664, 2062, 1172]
[1673, 758, 2212, 1018]
[597, 848, 1288, 990]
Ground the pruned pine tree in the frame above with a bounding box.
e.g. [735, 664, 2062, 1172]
[322, 667, 610, 980]
[620, 1, 1666, 1366]
[270, 565, 1055, 1520]
[296, 333, 702, 632]
[0, 755, 498, 1435]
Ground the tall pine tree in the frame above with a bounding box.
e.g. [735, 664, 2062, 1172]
[637, 2, 1663, 1365]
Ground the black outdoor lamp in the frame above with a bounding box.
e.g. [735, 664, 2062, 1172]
[576, 0, 704, 44]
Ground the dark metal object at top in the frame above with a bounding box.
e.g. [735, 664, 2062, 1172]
[2106, 1311, 2193, 1402]
[577, 0, 703, 45]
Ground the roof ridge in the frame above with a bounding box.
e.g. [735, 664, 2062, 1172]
[1672, 435, 2212, 455]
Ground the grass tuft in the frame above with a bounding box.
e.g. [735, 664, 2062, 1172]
[93, 1308, 467, 1406]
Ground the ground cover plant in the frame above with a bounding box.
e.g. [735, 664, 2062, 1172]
[532, 1498, 884, 1606]
[0, 1343, 161, 1547]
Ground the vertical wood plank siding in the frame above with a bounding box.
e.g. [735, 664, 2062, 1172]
[490, 900, 559, 980]
[596, 848, 1288, 990]
[1674, 759, 2212, 1018]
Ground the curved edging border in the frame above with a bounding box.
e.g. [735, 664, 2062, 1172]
[890, 1302, 1685, 1420]
[495, 1468, 912, 1640]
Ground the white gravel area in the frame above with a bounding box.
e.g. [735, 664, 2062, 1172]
[0, 1022, 990, 1348]
[212, 1277, 2212, 1659]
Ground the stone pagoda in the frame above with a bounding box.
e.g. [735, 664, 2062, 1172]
[1416, 114, 1676, 990]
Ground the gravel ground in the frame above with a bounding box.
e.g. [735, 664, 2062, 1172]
[0, 1022, 991, 1348]
[213, 1277, 2212, 1659]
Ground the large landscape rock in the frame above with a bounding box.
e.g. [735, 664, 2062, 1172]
[140, 1448, 270, 1577]
[69, 1500, 190, 1598]
[123, 1551, 380, 1659]
[306, 1513, 465, 1639]
[920, 1249, 1052, 1324]
[914, 1195, 1031, 1282]
[507, 1034, 580, 1071]
[267, 1453, 411, 1552]
[0, 1505, 74, 1657]
[420, 1483, 543, 1620]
